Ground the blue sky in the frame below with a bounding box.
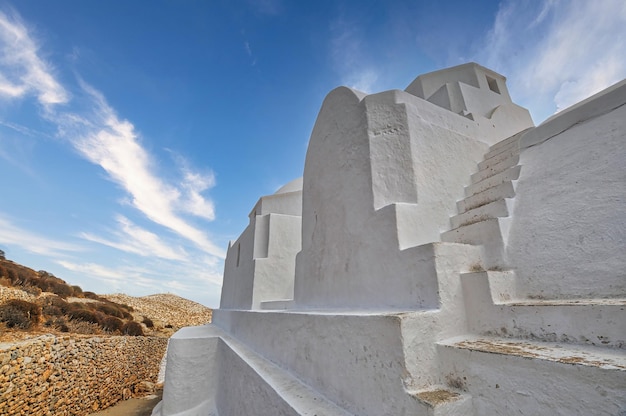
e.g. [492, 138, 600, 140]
[0, 0, 624, 307]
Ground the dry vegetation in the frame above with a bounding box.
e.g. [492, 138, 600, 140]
[0, 258, 212, 342]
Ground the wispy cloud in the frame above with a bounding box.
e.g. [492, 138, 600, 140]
[475, 0, 626, 122]
[171, 152, 216, 220]
[80, 215, 189, 261]
[0, 9, 68, 105]
[243, 40, 257, 66]
[0, 119, 49, 137]
[0, 8, 225, 260]
[329, 17, 379, 93]
[56, 260, 165, 292]
[53, 83, 224, 258]
[57, 256, 223, 300]
[0, 213, 83, 256]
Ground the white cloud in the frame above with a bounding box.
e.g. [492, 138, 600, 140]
[56, 260, 166, 294]
[56, 256, 223, 304]
[172, 152, 216, 220]
[0, 119, 46, 137]
[0, 213, 83, 256]
[57, 260, 127, 281]
[51, 81, 225, 259]
[0, 9, 68, 105]
[344, 69, 378, 94]
[0, 8, 224, 260]
[80, 215, 189, 261]
[475, 0, 626, 123]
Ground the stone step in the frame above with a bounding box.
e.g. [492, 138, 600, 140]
[487, 127, 529, 153]
[470, 154, 519, 183]
[441, 218, 507, 269]
[437, 335, 626, 415]
[450, 199, 511, 229]
[478, 146, 519, 170]
[483, 139, 518, 160]
[439, 335, 626, 371]
[408, 387, 473, 416]
[456, 181, 515, 214]
[461, 272, 626, 348]
[464, 165, 521, 198]
[218, 329, 353, 416]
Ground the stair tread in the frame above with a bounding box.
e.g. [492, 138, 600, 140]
[504, 298, 626, 306]
[439, 335, 626, 370]
[457, 181, 514, 213]
[409, 387, 467, 408]
[451, 199, 509, 229]
[484, 140, 518, 159]
[487, 127, 531, 152]
[478, 148, 518, 170]
[471, 154, 519, 183]
[465, 165, 521, 197]
[442, 217, 501, 239]
[218, 328, 352, 416]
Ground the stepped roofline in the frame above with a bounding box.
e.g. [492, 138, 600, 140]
[406, 62, 510, 100]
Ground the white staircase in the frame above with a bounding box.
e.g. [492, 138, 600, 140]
[433, 132, 626, 415]
[437, 335, 626, 416]
[442, 129, 528, 269]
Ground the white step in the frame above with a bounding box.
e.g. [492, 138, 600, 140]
[408, 387, 474, 416]
[461, 272, 626, 348]
[442, 218, 499, 244]
[450, 199, 511, 229]
[478, 147, 518, 170]
[488, 131, 523, 152]
[155, 325, 352, 416]
[483, 139, 518, 160]
[470, 154, 520, 183]
[456, 181, 515, 214]
[441, 218, 507, 269]
[464, 165, 521, 197]
[217, 330, 352, 416]
[437, 335, 626, 415]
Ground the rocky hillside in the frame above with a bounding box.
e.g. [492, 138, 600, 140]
[0, 258, 212, 341]
[103, 293, 212, 329]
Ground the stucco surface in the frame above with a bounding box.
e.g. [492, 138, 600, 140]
[156, 64, 626, 416]
[508, 104, 626, 298]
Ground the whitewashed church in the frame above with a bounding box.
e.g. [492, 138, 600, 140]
[153, 63, 625, 416]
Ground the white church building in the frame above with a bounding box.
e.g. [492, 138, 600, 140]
[153, 63, 625, 416]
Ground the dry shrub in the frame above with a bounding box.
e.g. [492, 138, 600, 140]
[0, 299, 42, 329]
[47, 281, 73, 298]
[44, 317, 70, 332]
[118, 303, 134, 312]
[142, 316, 154, 328]
[83, 291, 101, 301]
[102, 316, 124, 333]
[71, 285, 83, 297]
[68, 308, 100, 324]
[68, 302, 87, 311]
[95, 302, 124, 318]
[121, 321, 144, 336]
[43, 295, 71, 314]
[42, 304, 63, 316]
[66, 320, 102, 335]
[21, 285, 42, 296]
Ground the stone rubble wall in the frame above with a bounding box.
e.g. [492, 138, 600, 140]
[0, 334, 168, 415]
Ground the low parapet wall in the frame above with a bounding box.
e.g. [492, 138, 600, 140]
[0, 334, 167, 415]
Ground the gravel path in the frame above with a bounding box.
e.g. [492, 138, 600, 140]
[89, 390, 162, 416]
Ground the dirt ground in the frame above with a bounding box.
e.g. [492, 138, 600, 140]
[89, 390, 162, 416]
